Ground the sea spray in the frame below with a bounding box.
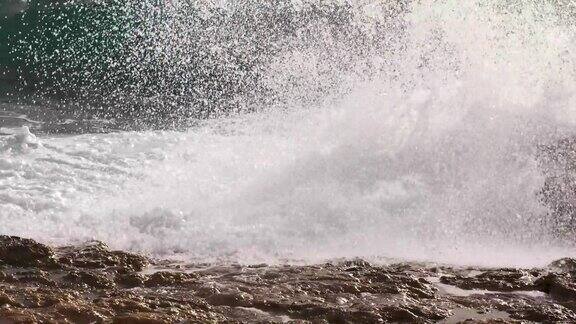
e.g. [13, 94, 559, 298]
[1, 0, 576, 267]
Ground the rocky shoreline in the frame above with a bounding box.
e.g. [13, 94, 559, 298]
[0, 236, 575, 323]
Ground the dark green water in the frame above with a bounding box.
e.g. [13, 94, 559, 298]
[0, 0, 399, 124]
[1, 1, 132, 93]
[2, 0, 572, 125]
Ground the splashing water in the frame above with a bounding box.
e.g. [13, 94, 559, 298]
[2, 0, 576, 267]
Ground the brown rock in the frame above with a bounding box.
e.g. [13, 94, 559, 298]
[0, 309, 37, 323]
[13, 269, 55, 286]
[548, 258, 576, 273]
[0, 293, 19, 307]
[57, 241, 148, 272]
[207, 291, 254, 307]
[112, 314, 168, 324]
[0, 236, 58, 268]
[116, 272, 147, 288]
[64, 270, 115, 289]
[144, 271, 196, 287]
[0, 236, 575, 323]
[535, 273, 576, 301]
[55, 303, 105, 323]
[440, 269, 534, 292]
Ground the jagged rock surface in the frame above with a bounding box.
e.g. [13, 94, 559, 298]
[0, 236, 575, 323]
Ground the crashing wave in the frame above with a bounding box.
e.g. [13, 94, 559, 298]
[1, 0, 576, 266]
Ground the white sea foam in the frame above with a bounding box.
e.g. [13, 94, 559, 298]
[2, 0, 576, 267]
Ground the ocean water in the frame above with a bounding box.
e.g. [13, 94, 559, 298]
[1, 0, 576, 267]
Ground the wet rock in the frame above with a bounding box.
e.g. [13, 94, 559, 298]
[64, 270, 115, 289]
[0, 309, 37, 323]
[378, 305, 422, 322]
[535, 273, 576, 301]
[338, 258, 372, 271]
[0, 292, 19, 307]
[0, 236, 58, 268]
[55, 303, 106, 323]
[57, 241, 148, 272]
[325, 307, 385, 323]
[548, 258, 576, 273]
[112, 314, 167, 324]
[2, 237, 576, 323]
[116, 272, 147, 288]
[207, 291, 254, 307]
[94, 297, 153, 313]
[440, 269, 534, 292]
[194, 282, 221, 298]
[144, 271, 197, 287]
[13, 269, 55, 286]
[0, 270, 11, 281]
[366, 271, 437, 298]
[494, 294, 575, 322]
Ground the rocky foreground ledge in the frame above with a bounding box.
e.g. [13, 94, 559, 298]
[0, 237, 576, 323]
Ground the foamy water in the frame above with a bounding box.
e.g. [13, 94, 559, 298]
[2, 0, 576, 267]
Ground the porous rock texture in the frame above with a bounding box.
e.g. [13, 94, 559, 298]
[0, 236, 575, 323]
